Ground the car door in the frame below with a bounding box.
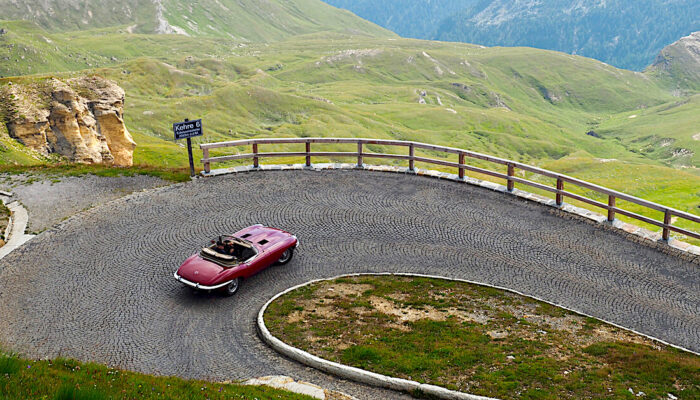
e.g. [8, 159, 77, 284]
[252, 241, 284, 274]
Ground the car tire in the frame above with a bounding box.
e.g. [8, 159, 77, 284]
[223, 278, 240, 296]
[275, 248, 294, 265]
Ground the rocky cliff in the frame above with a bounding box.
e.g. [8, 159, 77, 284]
[0, 77, 135, 166]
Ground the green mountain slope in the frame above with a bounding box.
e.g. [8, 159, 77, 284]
[594, 94, 700, 168]
[0, 0, 393, 41]
[0, 0, 158, 33]
[0, 31, 690, 168]
[0, 20, 113, 77]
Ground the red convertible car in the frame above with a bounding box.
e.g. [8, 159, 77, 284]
[174, 224, 298, 296]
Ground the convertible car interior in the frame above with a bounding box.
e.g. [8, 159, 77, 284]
[200, 236, 257, 266]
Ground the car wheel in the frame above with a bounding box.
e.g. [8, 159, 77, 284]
[275, 248, 294, 265]
[223, 278, 240, 296]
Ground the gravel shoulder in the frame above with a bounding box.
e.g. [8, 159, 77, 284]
[0, 174, 170, 232]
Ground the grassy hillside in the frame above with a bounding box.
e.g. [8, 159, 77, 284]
[160, 0, 394, 40]
[594, 95, 700, 168]
[0, 20, 112, 77]
[0, 0, 394, 41]
[0, 0, 158, 33]
[101, 36, 677, 164]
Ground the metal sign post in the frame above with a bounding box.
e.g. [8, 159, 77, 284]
[173, 118, 203, 177]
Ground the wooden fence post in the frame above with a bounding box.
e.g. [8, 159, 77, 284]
[252, 143, 259, 168]
[305, 141, 311, 167]
[507, 163, 514, 192]
[459, 153, 465, 180]
[409, 144, 415, 172]
[607, 195, 616, 222]
[662, 210, 672, 241]
[202, 148, 210, 173]
[357, 142, 363, 167]
[556, 178, 564, 206]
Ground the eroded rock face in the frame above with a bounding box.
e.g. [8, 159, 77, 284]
[1, 77, 135, 166]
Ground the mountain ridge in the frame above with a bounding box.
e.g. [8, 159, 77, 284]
[0, 0, 394, 41]
[322, 0, 700, 71]
[647, 31, 700, 92]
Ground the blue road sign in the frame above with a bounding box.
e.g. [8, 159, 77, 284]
[173, 119, 203, 140]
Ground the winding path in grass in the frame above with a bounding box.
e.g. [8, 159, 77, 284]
[0, 170, 697, 400]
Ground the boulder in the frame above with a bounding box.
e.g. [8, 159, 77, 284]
[1, 77, 135, 166]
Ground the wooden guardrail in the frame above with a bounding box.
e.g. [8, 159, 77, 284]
[201, 138, 700, 241]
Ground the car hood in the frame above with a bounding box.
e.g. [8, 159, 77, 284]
[177, 254, 234, 285]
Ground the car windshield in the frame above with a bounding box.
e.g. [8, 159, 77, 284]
[200, 235, 257, 266]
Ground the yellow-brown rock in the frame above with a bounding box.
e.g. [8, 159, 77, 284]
[1, 77, 135, 166]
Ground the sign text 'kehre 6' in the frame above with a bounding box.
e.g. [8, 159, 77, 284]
[173, 119, 203, 140]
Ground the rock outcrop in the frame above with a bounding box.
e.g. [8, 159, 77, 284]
[0, 77, 135, 166]
[647, 31, 700, 91]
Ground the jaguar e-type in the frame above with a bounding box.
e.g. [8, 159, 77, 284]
[174, 224, 298, 296]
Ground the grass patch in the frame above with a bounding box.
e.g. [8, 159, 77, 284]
[0, 353, 314, 400]
[0, 354, 21, 375]
[0, 202, 9, 242]
[0, 163, 193, 183]
[265, 276, 700, 399]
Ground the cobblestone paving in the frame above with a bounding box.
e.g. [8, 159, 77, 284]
[0, 170, 697, 399]
[0, 174, 168, 232]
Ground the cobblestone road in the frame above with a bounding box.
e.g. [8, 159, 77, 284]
[0, 170, 697, 399]
[0, 174, 168, 232]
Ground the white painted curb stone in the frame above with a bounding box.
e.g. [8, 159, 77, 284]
[0, 199, 35, 260]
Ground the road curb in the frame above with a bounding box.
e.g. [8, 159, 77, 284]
[205, 163, 700, 263]
[258, 272, 700, 400]
[258, 274, 496, 400]
[0, 196, 35, 260]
